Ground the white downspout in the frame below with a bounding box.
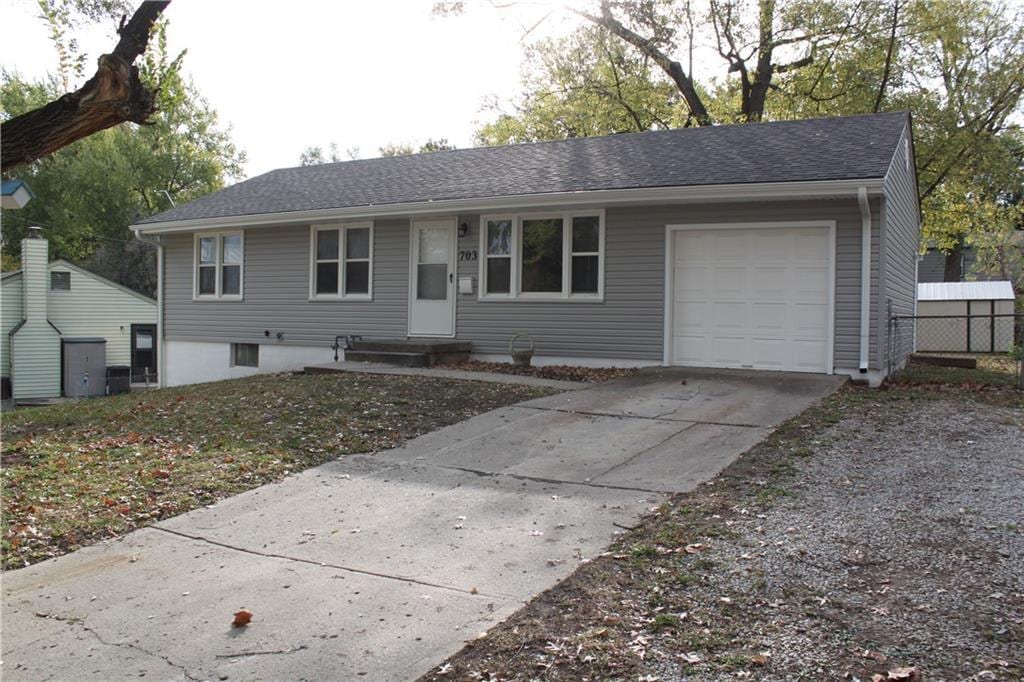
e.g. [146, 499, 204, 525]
[858, 187, 872, 372]
[133, 230, 164, 388]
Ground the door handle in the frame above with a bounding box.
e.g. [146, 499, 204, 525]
[450, 272, 454, 283]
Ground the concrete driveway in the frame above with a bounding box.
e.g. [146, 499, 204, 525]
[1, 368, 843, 681]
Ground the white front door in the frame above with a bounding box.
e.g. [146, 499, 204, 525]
[409, 219, 457, 337]
[667, 224, 833, 373]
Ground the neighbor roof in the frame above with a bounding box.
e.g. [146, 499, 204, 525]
[139, 111, 911, 226]
[918, 281, 1015, 301]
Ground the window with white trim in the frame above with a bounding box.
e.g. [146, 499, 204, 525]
[479, 211, 604, 300]
[311, 223, 373, 299]
[194, 232, 244, 299]
[484, 218, 512, 295]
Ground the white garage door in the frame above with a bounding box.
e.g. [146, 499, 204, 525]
[668, 226, 832, 373]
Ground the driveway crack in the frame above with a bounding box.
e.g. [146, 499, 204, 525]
[592, 422, 697, 481]
[429, 463, 672, 495]
[518, 404, 765, 428]
[151, 526, 513, 600]
[34, 612, 199, 680]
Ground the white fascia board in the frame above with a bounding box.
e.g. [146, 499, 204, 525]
[131, 178, 884, 235]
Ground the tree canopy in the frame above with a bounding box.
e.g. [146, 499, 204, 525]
[474, 0, 1024, 286]
[1, 14, 244, 295]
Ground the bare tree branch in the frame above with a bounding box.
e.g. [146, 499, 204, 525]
[575, 1, 712, 126]
[1, 1, 170, 173]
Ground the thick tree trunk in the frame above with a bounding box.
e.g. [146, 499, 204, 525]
[1, 1, 170, 174]
[943, 245, 964, 281]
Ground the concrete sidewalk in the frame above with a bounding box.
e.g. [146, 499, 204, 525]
[1, 368, 844, 681]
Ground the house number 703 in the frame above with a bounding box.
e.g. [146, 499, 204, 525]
[458, 250, 478, 262]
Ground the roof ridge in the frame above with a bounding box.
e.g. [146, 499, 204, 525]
[278, 111, 912, 172]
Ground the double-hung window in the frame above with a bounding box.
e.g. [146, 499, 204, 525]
[479, 211, 604, 300]
[194, 232, 244, 299]
[311, 223, 373, 299]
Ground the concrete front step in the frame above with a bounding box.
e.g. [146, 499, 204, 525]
[350, 339, 471, 354]
[344, 350, 430, 367]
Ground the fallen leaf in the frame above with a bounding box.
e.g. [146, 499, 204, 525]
[469, 587, 478, 595]
[887, 667, 919, 680]
[232, 609, 253, 628]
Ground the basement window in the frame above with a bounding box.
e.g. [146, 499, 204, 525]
[231, 343, 259, 368]
[50, 271, 71, 291]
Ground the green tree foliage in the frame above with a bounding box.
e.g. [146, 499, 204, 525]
[478, 25, 683, 145]
[1, 20, 244, 296]
[378, 139, 456, 157]
[480, 0, 1024, 284]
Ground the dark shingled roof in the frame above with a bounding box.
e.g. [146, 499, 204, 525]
[140, 112, 910, 225]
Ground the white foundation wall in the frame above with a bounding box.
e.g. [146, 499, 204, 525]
[165, 340, 336, 387]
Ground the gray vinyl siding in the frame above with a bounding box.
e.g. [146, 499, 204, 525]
[164, 198, 879, 372]
[880, 126, 921, 368]
[458, 199, 874, 368]
[163, 219, 410, 345]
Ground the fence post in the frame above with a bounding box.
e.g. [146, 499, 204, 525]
[966, 300, 972, 352]
[990, 300, 995, 353]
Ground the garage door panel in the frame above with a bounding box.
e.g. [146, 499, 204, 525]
[712, 233, 749, 260]
[790, 340, 829, 370]
[673, 335, 708, 364]
[793, 303, 828, 332]
[711, 336, 748, 365]
[793, 231, 830, 259]
[748, 302, 787, 331]
[670, 226, 831, 374]
[753, 231, 793, 261]
[752, 266, 787, 298]
[793, 266, 828, 299]
[675, 267, 710, 297]
[712, 267, 747, 297]
[749, 338, 789, 369]
[674, 301, 708, 330]
[675, 233, 709, 263]
[713, 301, 748, 330]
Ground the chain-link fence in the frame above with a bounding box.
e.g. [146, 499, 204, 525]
[889, 312, 1023, 387]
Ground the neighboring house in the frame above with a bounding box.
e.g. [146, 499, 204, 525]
[1, 179, 35, 210]
[916, 281, 1016, 353]
[1, 229, 158, 401]
[132, 112, 921, 387]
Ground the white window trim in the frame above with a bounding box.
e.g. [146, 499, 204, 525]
[193, 231, 244, 301]
[478, 209, 605, 302]
[308, 222, 374, 301]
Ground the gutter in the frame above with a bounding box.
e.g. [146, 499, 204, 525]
[857, 187, 872, 372]
[133, 231, 165, 388]
[130, 178, 886, 235]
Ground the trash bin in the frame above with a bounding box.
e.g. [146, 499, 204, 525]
[106, 365, 131, 395]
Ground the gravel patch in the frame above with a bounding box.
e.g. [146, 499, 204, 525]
[425, 388, 1023, 681]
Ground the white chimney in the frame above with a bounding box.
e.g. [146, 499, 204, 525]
[21, 227, 49, 322]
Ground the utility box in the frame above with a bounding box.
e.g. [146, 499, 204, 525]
[106, 365, 131, 396]
[62, 338, 106, 398]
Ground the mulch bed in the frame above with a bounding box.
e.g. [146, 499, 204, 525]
[438, 360, 639, 383]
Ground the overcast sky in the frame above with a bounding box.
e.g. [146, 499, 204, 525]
[0, 0, 583, 178]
